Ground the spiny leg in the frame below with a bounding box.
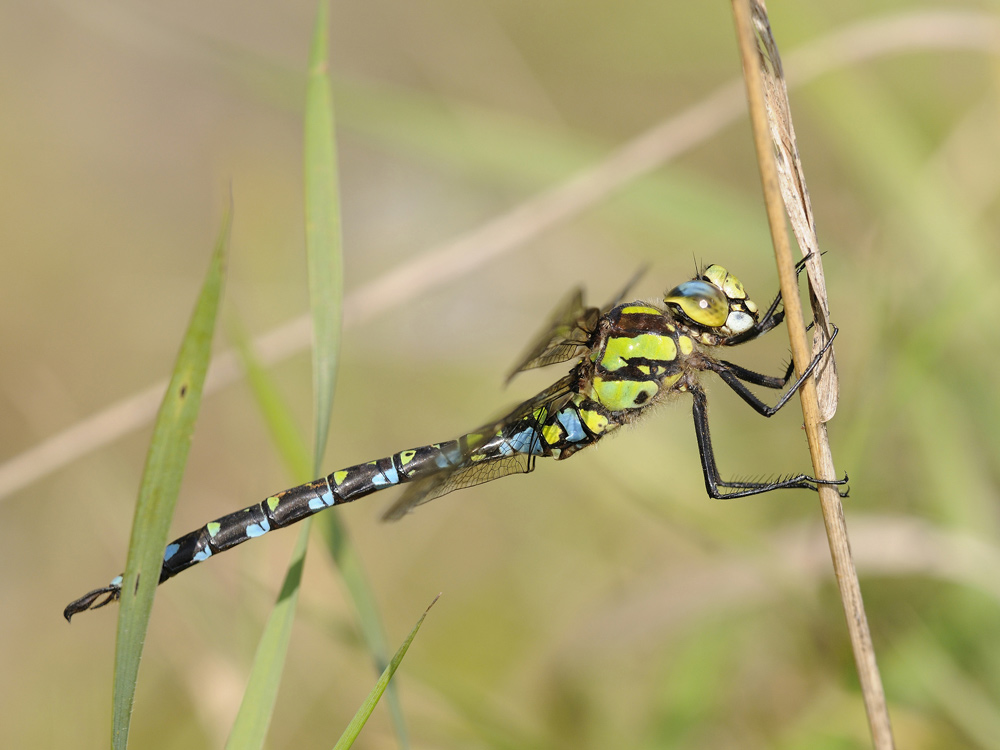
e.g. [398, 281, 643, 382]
[689, 383, 846, 499]
[708, 327, 838, 417]
[719, 255, 813, 346]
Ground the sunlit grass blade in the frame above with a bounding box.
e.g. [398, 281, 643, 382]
[332, 595, 440, 750]
[303, 0, 409, 741]
[111, 208, 230, 750]
[317, 517, 409, 744]
[221, 314, 319, 749]
[225, 522, 311, 750]
[223, 317, 314, 748]
[227, 2, 393, 747]
[303, 0, 343, 469]
[228, 315, 311, 481]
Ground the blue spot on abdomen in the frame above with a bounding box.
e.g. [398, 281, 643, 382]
[557, 409, 586, 442]
[371, 462, 399, 486]
[246, 518, 271, 538]
[508, 427, 544, 455]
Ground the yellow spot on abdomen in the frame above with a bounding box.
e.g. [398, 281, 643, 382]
[542, 423, 563, 445]
[580, 408, 609, 434]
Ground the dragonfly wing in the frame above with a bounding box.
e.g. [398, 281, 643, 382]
[506, 288, 598, 381]
[505, 267, 648, 382]
[381, 455, 533, 520]
[382, 374, 577, 520]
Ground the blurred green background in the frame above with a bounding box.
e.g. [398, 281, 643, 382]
[2, 1, 999, 748]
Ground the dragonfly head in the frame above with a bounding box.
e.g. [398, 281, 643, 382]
[663, 264, 759, 335]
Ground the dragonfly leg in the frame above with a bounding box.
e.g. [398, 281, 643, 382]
[718, 255, 814, 346]
[708, 327, 837, 417]
[689, 382, 847, 499]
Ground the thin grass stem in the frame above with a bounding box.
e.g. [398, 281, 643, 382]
[730, 2, 894, 747]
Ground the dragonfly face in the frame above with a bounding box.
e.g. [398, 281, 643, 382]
[663, 264, 760, 339]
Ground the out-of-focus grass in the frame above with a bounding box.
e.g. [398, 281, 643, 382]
[3, 2, 1000, 748]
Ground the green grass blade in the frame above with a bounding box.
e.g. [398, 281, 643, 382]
[332, 595, 440, 750]
[317, 516, 409, 744]
[225, 522, 311, 750]
[111, 209, 230, 750]
[226, 2, 350, 746]
[304, 0, 410, 743]
[304, 0, 411, 740]
[303, 0, 343, 471]
[228, 316, 311, 481]
[224, 315, 314, 748]
[222, 315, 314, 749]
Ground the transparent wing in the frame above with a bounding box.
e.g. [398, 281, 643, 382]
[382, 375, 577, 520]
[506, 288, 597, 381]
[382, 455, 533, 521]
[506, 266, 648, 382]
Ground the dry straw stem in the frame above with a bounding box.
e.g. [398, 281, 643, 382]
[730, 1, 894, 748]
[2, 10, 998, 504]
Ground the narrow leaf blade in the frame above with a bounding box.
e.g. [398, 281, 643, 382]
[303, 15, 411, 738]
[225, 2, 346, 746]
[225, 522, 311, 750]
[303, 0, 344, 469]
[332, 595, 440, 750]
[111, 209, 230, 749]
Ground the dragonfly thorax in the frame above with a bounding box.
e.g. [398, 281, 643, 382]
[585, 303, 690, 412]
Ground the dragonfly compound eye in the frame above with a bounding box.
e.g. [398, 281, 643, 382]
[663, 280, 728, 327]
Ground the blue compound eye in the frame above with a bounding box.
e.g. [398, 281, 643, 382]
[663, 280, 728, 327]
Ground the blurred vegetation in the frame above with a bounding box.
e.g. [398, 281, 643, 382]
[2, 1, 999, 748]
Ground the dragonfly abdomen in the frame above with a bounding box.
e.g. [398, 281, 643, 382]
[157, 442, 472, 583]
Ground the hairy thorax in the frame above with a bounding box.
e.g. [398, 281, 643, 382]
[579, 302, 703, 414]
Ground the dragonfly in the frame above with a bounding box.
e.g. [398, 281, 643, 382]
[64, 261, 845, 620]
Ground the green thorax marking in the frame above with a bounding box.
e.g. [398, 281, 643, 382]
[618, 304, 661, 316]
[599, 332, 677, 372]
[583, 303, 692, 411]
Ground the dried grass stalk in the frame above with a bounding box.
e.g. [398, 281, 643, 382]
[731, 1, 895, 747]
